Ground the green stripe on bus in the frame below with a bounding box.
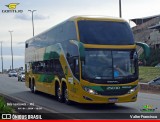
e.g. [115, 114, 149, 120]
[38, 74, 55, 83]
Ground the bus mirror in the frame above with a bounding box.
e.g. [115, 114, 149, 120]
[136, 42, 150, 60]
[69, 40, 85, 61]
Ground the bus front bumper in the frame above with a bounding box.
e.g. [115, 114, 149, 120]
[75, 89, 138, 104]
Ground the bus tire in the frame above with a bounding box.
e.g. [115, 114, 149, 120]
[56, 83, 63, 102]
[31, 80, 36, 93]
[29, 78, 31, 88]
[108, 103, 115, 106]
[64, 85, 72, 105]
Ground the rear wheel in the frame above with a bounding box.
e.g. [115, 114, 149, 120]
[64, 86, 71, 105]
[56, 84, 63, 102]
[31, 81, 36, 93]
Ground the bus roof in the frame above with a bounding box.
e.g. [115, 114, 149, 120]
[69, 15, 127, 22]
[26, 16, 127, 43]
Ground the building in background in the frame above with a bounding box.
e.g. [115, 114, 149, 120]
[131, 14, 160, 49]
[131, 15, 160, 66]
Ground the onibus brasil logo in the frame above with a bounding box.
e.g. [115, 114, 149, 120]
[2, 3, 23, 13]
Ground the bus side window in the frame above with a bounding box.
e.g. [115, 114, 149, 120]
[74, 58, 80, 80]
[46, 60, 52, 73]
[68, 57, 79, 80]
[54, 59, 61, 75]
[49, 59, 54, 73]
[32, 62, 37, 73]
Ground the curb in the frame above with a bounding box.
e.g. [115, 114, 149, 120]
[0, 93, 73, 119]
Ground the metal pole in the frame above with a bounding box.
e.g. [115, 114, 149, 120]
[0, 41, 3, 73]
[28, 10, 36, 36]
[9, 31, 13, 70]
[32, 12, 34, 36]
[119, 0, 122, 18]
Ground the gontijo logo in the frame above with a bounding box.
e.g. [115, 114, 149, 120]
[5, 3, 19, 9]
[2, 3, 23, 13]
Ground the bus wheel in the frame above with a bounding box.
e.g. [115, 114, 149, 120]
[56, 85, 63, 102]
[108, 103, 115, 106]
[64, 86, 71, 105]
[31, 81, 36, 93]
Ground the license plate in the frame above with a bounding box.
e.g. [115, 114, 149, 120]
[108, 98, 118, 102]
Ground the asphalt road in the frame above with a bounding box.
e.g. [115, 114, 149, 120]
[0, 74, 160, 119]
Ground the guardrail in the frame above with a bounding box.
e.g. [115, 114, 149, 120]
[139, 83, 160, 94]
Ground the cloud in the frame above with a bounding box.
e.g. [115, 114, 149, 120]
[1, 42, 25, 48]
[14, 14, 49, 20]
[14, 14, 30, 20]
[17, 42, 25, 45]
[34, 14, 50, 20]
[2, 55, 24, 70]
[1, 45, 24, 56]
[3, 55, 24, 60]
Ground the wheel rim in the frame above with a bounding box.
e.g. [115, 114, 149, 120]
[31, 82, 36, 93]
[57, 87, 61, 100]
[64, 89, 69, 102]
[34, 85, 36, 92]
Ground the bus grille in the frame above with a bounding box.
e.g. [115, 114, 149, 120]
[98, 90, 129, 96]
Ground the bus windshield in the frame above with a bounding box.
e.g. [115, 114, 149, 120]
[82, 49, 138, 84]
[78, 20, 134, 45]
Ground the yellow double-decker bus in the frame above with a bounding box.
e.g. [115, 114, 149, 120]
[25, 16, 149, 104]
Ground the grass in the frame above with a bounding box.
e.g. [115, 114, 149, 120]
[139, 66, 160, 83]
[0, 96, 13, 114]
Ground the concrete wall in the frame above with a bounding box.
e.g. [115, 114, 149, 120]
[132, 17, 160, 46]
[140, 83, 160, 94]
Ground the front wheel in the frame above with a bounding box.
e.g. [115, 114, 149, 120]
[107, 103, 115, 106]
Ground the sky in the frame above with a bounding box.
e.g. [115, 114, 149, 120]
[0, 0, 160, 71]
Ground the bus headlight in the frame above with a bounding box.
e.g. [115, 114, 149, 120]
[83, 87, 98, 95]
[128, 85, 138, 94]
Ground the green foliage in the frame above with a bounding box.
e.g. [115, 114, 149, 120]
[139, 66, 160, 83]
[139, 48, 160, 66]
[147, 48, 160, 66]
[0, 97, 13, 114]
[139, 52, 144, 60]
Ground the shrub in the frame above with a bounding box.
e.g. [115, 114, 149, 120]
[0, 97, 13, 114]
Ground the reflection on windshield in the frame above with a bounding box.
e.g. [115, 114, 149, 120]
[112, 51, 136, 78]
[78, 21, 134, 45]
[82, 51, 112, 79]
[82, 50, 137, 80]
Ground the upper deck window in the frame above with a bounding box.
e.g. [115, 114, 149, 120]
[78, 20, 134, 45]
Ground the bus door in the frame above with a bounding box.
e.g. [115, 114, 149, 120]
[68, 57, 80, 96]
